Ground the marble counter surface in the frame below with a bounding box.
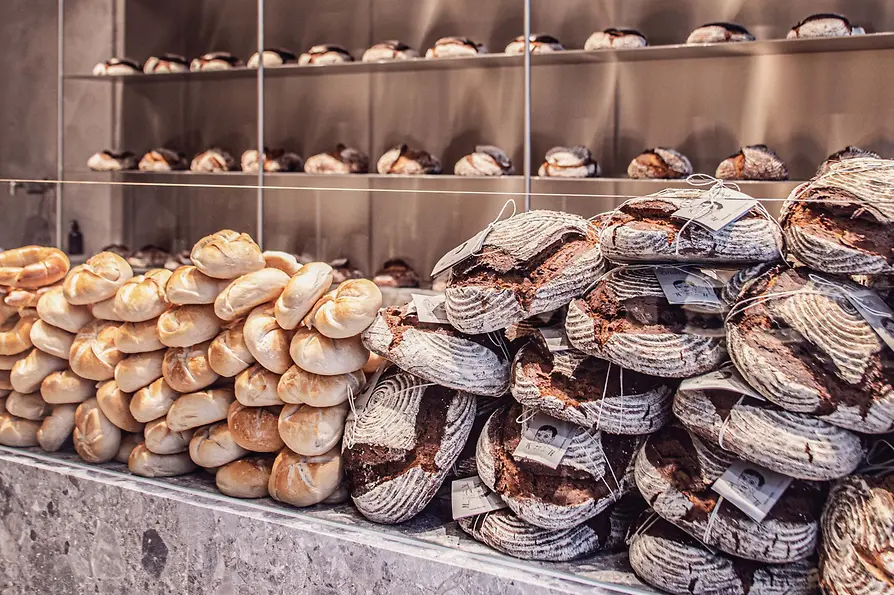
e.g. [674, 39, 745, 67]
[0, 446, 655, 595]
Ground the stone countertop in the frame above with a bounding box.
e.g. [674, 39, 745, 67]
[0, 446, 656, 595]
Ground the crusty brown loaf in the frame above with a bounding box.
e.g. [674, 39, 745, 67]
[162, 341, 219, 393]
[215, 455, 275, 498]
[226, 400, 284, 452]
[626, 148, 692, 180]
[188, 421, 248, 468]
[268, 446, 344, 507]
[278, 402, 348, 456]
[715, 145, 788, 181]
[234, 364, 282, 407]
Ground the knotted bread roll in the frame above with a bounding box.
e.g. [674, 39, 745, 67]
[235, 364, 283, 406]
[188, 421, 248, 467]
[114, 350, 165, 393]
[5, 391, 51, 420]
[130, 378, 179, 423]
[278, 402, 348, 456]
[165, 266, 230, 305]
[162, 341, 219, 393]
[166, 388, 235, 431]
[143, 417, 193, 454]
[290, 328, 369, 376]
[36, 286, 92, 333]
[11, 348, 66, 393]
[0, 315, 35, 355]
[29, 319, 75, 359]
[244, 303, 293, 374]
[115, 319, 164, 353]
[208, 319, 255, 377]
[96, 379, 144, 432]
[69, 320, 123, 381]
[277, 366, 363, 407]
[0, 246, 69, 289]
[64, 252, 134, 305]
[306, 279, 382, 339]
[268, 446, 343, 507]
[113, 269, 171, 322]
[214, 268, 290, 322]
[215, 456, 275, 498]
[41, 369, 94, 404]
[274, 262, 333, 330]
[0, 412, 40, 446]
[37, 403, 77, 451]
[128, 443, 197, 477]
[227, 401, 284, 452]
[157, 305, 221, 348]
[73, 397, 122, 463]
[190, 230, 265, 279]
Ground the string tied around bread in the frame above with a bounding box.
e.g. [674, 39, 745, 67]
[857, 439, 894, 478]
[462, 199, 519, 262]
[579, 429, 622, 501]
[625, 510, 661, 547]
[595, 362, 626, 434]
[702, 495, 725, 544]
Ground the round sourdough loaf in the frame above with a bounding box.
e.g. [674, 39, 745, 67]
[37, 403, 77, 451]
[143, 417, 193, 454]
[626, 148, 692, 180]
[165, 265, 230, 305]
[0, 412, 40, 446]
[244, 303, 293, 374]
[208, 319, 255, 377]
[116, 318, 165, 353]
[268, 446, 344, 507]
[36, 286, 92, 333]
[112, 269, 171, 322]
[114, 350, 165, 393]
[128, 443, 197, 477]
[162, 342, 219, 393]
[96, 380, 144, 433]
[63, 252, 133, 305]
[0, 314, 35, 355]
[343, 368, 475, 524]
[715, 145, 788, 181]
[70, 320, 123, 381]
[157, 304, 221, 348]
[188, 421, 248, 467]
[214, 268, 290, 322]
[278, 402, 348, 456]
[566, 266, 727, 378]
[166, 388, 234, 431]
[277, 366, 363, 407]
[361, 304, 509, 397]
[11, 347, 66, 393]
[215, 456, 275, 498]
[190, 230, 265, 280]
[445, 210, 606, 334]
[29, 319, 74, 359]
[290, 327, 368, 376]
[635, 424, 821, 563]
[307, 279, 382, 338]
[274, 262, 333, 330]
[130, 378, 178, 423]
[5, 391, 50, 420]
[235, 364, 282, 406]
[73, 397, 121, 462]
[41, 369, 94, 404]
[226, 401, 284, 452]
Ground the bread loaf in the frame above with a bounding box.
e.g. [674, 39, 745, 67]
[291, 327, 368, 376]
[538, 146, 600, 178]
[584, 28, 648, 50]
[11, 347, 66, 393]
[73, 397, 122, 462]
[190, 230, 265, 280]
[716, 145, 788, 181]
[0, 246, 69, 289]
[376, 144, 441, 175]
[215, 456, 275, 498]
[0, 412, 40, 446]
[214, 268, 290, 322]
[362, 304, 509, 397]
[816, 146, 880, 177]
[165, 265, 230, 305]
[279, 402, 348, 455]
[188, 422, 248, 467]
[274, 262, 333, 330]
[88, 297, 123, 322]
[69, 320, 123, 381]
[166, 387, 234, 431]
[227, 401, 284, 452]
[112, 269, 171, 322]
[244, 303, 293, 374]
[208, 319, 255, 377]
[37, 403, 77, 451]
[130, 378, 178, 423]
[157, 304, 221, 347]
[298, 44, 353, 65]
[262, 251, 301, 276]
[5, 391, 51, 420]
[115, 318, 164, 353]
[143, 417, 193, 454]
[128, 443, 197, 477]
[114, 350, 165, 393]
[268, 446, 343, 507]
[41, 369, 94, 404]
[114, 433, 142, 463]
[425, 37, 487, 58]
[788, 14, 862, 39]
[235, 364, 282, 406]
[29, 319, 74, 359]
[64, 252, 134, 305]
[303, 145, 369, 175]
[0, 314, 35, 355]
[686, 22, 755, 44]
[505, 34, 564, 54]
[96, 380, 144, 433]
[36, 286, 91, 332]
[162, 341, 219, 393]
[277, 366, 364, 407]
[362, 40, 418, 62]
[307, 279, 382, 339]
[454, 146, 514, 177]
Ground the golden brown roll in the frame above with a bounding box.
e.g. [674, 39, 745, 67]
[190, 230, 265, 280]
[37, 403, 77, 451]
[166, 387, 235, 431]
[277, 366, 363, 407]
[96, 379, 144, 433]
[130, 378, 179, 423]
[235, 364, 283, 406]
[243, 303, 293, 374]
[89, 297, 124, 322]
[275, 262, 333, 330]
[114, 433, 143, 463]
[64, 252, 134, 305]
[208, 319, 255, 377]
[216, 456, 275, 498]
[0, 412, 40, 447]
[143, 417, 193, 454]
[278, 402, 348, 455]
[69, 320, 123, 381]
[0, 314, 35, 355]
[5, 391, 51, 420]
[73, 397, 122, 462]
[165, 265, 230, 305]
[290, 328, 368, 376]
[128, 443, 197, 477]
[10, 348, 67, 393]
[112, 269, 172, 322]
[29, 319, 75, 359]
[162, 341, 219, 393]
[0, 246, 69, 289]
[40, 369, 94, 404]
[214, 268, 291, 322]
[114, 350, 165, 393]
[268, 446, 343, 507]
[262, 251, 301, 276]
[115, 318, 164, 353]
[306, 279, 382, 339]
[157, 304, 222, 348]
[227, 401, 284, 452]
[188, 421, 248, 467]
[36, 286, 92, 333]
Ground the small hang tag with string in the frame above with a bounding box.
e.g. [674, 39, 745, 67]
[679, 367, 765, 401]
[412, 293, 450, 324]
[431, 200, 516, 277]
[539, 324, 571, 352]
[711, 461, 791, 523]
[451, 476, 507, 520]
[848, 289, 894, 352]
[672, 189, 757, 232]
[654, 268, 722, 307]
[513, 412, 575, 469]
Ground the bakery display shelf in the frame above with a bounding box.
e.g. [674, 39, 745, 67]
[0, 446, 655, 595]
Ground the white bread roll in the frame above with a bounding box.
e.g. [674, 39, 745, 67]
[157, 305, 222, 347]
[290, 328, 369, 376]
[96, 379, 144, 433]
[263, 251, 301, 276]
[36, 286, 92, 333]
[11, 348, 67, 393]
[166, 388, 235, 431]
[235, 364, 283, 406]
[227, 401, 284, 452]
[0, 354, 18, 370]
[29, 319, 74, 359]
[0, 315, 35, 355]
[214, 268, 290, 322]
[165, 265, 230, 305]
[114, 432, 143, 463]
[216, 456, 274, 498]
[37, 403, 77, 451]
[268, 446, 343, 507]
[64, 252, 134, 305]
[278, 366, 363, 407]
[89, 297, 124, 322]
[162, 342, 219, 393]
[208, 319, 255, 377]
[278, 402, 348, 456]
[275, 262, 333, 330]
[307, 279, 382, 339]
[5, 391, 50, 420]
[113, 269, 172, 322]
[143, 417, 193, 454]
[190, 230, 265, 279]
[41, 369, 94, 404]
[0, 412, 40, 447]
[128, 443, 197, 477]
[244, 303, 293, 374]
[114, 350, 165, 393]
[116, 318, 164, 353]
[73, 397, 121, 462]
[188, 421, 248, 467]
[130, 378, 179, 423]
[69, 320, 123, 381]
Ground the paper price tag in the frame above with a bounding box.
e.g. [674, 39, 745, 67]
[848, 289, 894, 353]
[451, 476, 507, 520]
[672, 190, 757, 232]
[539, 325, 571, 352]
[712, 461, 791, 523]
[679, 368, 765, 401]
[654, 268, 722, 307]
[431, 228, 491, 278]
[512, 412, 574, 469]
[412, 293, 450, 325]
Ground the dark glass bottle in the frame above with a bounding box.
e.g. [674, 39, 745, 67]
[68, 220, 84, 256]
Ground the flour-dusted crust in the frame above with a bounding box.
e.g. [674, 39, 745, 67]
[716, 145, 788, 181]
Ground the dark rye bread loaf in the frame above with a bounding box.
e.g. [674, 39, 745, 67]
[781, 157, 894, 275]
[476, 403, 640, 530]
[628, 514, 819, 595]
[445, 210, 606, 334]
[635, 425, 822, 563]
[820, 475, 894, 595]
[673, 373, 864, 481]
[716, 145, 788, 181]
[342, 368, 475, 524]
[361, 304, 509, 397]
[727, 265, 894, 434]
[627, 148, 692, 180]
[565, 267, 727, 378]
[510, 336, 674, 433]
[599, 190, 783, 265]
